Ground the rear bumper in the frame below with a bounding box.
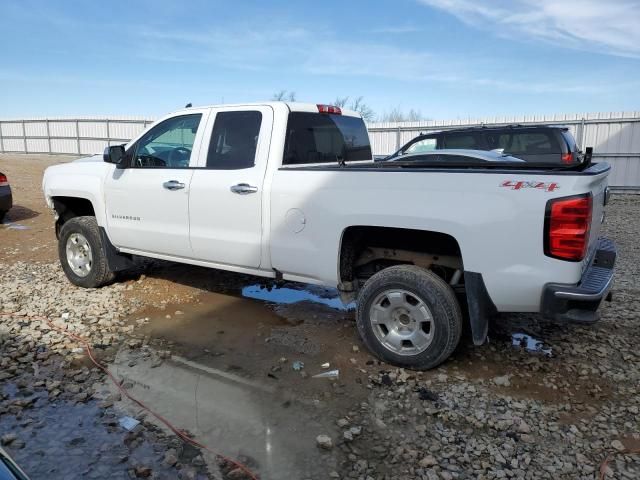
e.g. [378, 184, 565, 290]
[541, 237, 616, 323]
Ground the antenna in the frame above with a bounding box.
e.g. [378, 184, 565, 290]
[185, 103, 192, 108]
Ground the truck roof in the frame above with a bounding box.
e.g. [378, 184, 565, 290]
[171, 101, 363, 118]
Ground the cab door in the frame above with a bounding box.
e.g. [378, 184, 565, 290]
[104, 111, 208, 257]
[188, 105, 273, 268]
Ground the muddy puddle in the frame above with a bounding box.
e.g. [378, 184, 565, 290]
[107, 347, 342, 479]
[129, 281, 364, 378]
[117, 281, 371, 478]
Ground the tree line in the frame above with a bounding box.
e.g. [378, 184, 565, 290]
[271, 90, 428, 123]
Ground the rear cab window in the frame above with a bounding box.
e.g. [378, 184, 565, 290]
[283, 113, 372, 165]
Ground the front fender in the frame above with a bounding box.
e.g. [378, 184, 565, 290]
[43, 161, 110, 227]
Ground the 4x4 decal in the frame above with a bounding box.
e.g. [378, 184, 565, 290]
[500, 180, 559, 192]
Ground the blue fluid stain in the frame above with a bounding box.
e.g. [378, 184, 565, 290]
[242, 284, 354, 311]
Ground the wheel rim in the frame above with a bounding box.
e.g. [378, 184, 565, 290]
[369, 289, 434, 356]
[65, 233, 93, 277]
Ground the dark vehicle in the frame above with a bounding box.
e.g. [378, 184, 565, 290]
[384, 125, 583, 165]
[375, 149, 526, 167]
[0, 172, 13, 223]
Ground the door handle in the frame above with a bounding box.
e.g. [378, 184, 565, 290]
[163, 180, 185, 190]
[230, 183, 258, 195]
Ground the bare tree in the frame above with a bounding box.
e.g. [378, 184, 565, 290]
[333, 96, 350, 108]
[350, 96, 376, 122]
[379, 107, 428, 123]
[272, 90, 297, 101]
[331, 96, 376, 122]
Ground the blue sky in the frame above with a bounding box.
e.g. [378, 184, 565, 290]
[1, 0, 639, 120]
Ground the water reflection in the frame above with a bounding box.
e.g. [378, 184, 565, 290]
[511, 333, 552, 356]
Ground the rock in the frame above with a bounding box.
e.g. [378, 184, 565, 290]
[316, 434, 333, 450]
[134, 466, 152, 477]
[493, 375, 511, 387]
[517, 420, 531, 433]
[1, 433, 17, 446]
[227, 468, 248, 479]
[65, 384, 81, 394]
[163, 449, 178, 467]
[419, 455, 437, 467]
[611, 439, 625, 451]
[179, 467, 198, 480]
[336, 418, 349, 428]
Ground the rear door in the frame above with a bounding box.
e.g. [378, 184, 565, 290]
[104, 111, 208, 257]
[188, 105, 273, 268]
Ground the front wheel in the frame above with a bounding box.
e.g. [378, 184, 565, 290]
[58, 216, 115, 288]
[356, 265, 463, 370]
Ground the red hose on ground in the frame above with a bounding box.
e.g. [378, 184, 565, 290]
[599, 447, 640, 479]
[0, 312, 259, 480]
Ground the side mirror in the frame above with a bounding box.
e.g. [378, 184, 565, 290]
[103, 145, 126, 166]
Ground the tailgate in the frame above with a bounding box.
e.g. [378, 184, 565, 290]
[582, 164, 611, 270]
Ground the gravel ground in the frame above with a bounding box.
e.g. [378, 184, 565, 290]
[0, 154, 639, 479]
[329, 195, 640, 480]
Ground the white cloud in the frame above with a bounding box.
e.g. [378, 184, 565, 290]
[419, 0, 640, 57]
[129, 21, 629, 95]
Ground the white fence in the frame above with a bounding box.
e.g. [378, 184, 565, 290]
[0, 117, 152, 157]
[1, 112, 639, 188]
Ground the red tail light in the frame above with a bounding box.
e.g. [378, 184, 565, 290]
[317, 104, 342, 115]
[0, 174, 8, 187]
[561, 153, 573, 164]
[544, 194, 592, 261]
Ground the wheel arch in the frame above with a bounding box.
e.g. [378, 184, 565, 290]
[338, 225, 492, 345]
[51, 195, 101, 237]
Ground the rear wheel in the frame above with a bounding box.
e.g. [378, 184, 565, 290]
[356, 265, 462, 370]
[0, 211, 5, 223]
[58, 216, 115, 288]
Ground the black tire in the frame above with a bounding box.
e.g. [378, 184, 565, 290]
[58, 216, 115, 288]
[0, 211, 5, 223]
[356, 265, 463, 370]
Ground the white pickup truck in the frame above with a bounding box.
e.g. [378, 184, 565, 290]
[42, 102, 616, 369]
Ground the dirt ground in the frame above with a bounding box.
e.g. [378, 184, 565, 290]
[1, 153, 640, 479]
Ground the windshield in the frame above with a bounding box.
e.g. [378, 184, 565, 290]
[283, 112, 372, 165]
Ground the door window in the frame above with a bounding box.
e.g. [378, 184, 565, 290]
[443, 133, 479, 149]
[206, 111, 263, 169]
[405, 137, 437, 154]
[496, 132, 559, 155]
[133, 114, 202, 168]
